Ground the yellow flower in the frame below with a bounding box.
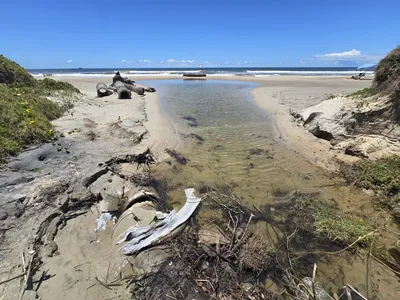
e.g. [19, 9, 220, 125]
[29, 120, 35, 125]
[25, 108, 31, 114]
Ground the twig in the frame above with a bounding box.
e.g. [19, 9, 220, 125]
[294, 230, 378, 256]
[347, 284, 368, 300]
[228, 214, 254, 255]
[286, 228, 298, 270]
[19, 254, 33, 300]
[0, 272, 26, 285]
[95, 276, 112, 290]
[371, 254, 400, 275]
[106, 262, 111, 284]
[366, 236, 375, 299]
[21, 252, 27, 283]
[195, 279, 215, 291]
[312, 263, 317, 300]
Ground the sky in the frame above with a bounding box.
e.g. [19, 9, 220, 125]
[0, 0, 399, 69]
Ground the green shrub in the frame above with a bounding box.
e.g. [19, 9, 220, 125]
[0, 84, 66, 162]
[0, 54, 35, 86]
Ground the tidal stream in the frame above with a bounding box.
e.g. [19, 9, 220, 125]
[140, 79, 400, 298]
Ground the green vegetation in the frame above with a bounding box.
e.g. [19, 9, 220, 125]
[297, 196, 369, 246]
[372, 45, 400, 95]
[340, 156, 400, 218]
[348, 87, 373, 98]
[315, 204, 368, 244]
[0, 55, 80, 163]
[327, 94, 339, 100]
[0, 54, 35, 86]
[37, 78, 80, 95]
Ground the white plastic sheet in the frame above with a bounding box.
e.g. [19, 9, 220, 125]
[119, 188, 201, 255]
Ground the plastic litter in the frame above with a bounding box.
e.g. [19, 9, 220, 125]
[119, 188, 201, 255]
[94, 212, 114, 232]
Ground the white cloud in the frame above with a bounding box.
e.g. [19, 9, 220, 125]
[187, 60, 195, 64]
[121, 59, 126, 63]
[317, 49, 361, 58]
[66, 60, 72, 63]
[139, 59, 151, 63]
[160, 60, 164, 64]
[314, 49, 382, 64]
[300, 60, 306, 64]
[181, 60, 187, 63]
[167, 59, 177, 63]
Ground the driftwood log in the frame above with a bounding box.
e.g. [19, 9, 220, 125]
[113, 81, 132, 99]
[124, 84, 145, 96]
[96, 83, 113, 97]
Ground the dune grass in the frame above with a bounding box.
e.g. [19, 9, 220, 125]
[0, 84, 71, 162]
[0, 54, 35, 86]
[0, 77, 80, 163]
[340, 156, 400, 220]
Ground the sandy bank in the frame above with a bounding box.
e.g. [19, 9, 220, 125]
[0, 76, 181, 300]
[54, 76, 180, 157]
[245, 76, 372, 170]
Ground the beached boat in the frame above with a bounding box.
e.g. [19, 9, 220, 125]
[183, 64, 207, 79]
[183, 72, 207, 78]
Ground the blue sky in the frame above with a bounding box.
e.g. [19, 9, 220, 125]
[1, 0, 398, 68]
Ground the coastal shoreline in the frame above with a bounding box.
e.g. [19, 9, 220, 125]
[55, 74, 372, 171]
[64, 75, 370, 168]
[1, 73, 397, 300]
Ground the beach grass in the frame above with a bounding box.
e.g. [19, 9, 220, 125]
[347, 87, 373, 98]
[340, 156, 400, 219]
[297, 196, 369, 246]
[0, 84, 68, 162]
[0, 55, 80, 163]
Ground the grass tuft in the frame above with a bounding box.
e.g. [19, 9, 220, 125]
[297, 196, 369, 246]
[340, 156, 400, 220]
[347, 88, 373, 98]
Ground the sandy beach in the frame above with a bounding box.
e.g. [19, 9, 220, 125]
[2, 74, 392, 300]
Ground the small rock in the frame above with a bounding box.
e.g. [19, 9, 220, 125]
[344, 146, 368, 158]
[242, 283, 255, 293]
[44, 241, 59, 257]
[14, 208, 23, 218]
[0, 211, 8, 220]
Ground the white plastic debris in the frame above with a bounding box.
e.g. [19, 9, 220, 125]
[119, 188, 201, 255]
[155, 211, 169, 220]
[94, 212, 114, 232]
[116, 210, 177, 244]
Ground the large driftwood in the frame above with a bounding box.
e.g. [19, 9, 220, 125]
[113, 81, 132, 99]
[96, 83, 113, 97]
[124, 84, 145, 96]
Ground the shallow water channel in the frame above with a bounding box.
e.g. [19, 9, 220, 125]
[140, 79, 400, 299]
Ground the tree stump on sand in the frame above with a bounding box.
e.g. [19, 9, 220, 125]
[96, 83, 113, 97]
[114, 81, 132, 99]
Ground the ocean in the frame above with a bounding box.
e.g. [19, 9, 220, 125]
[28, 67, 374, 77]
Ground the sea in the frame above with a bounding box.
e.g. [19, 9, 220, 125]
[28, 67, 374, 77]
